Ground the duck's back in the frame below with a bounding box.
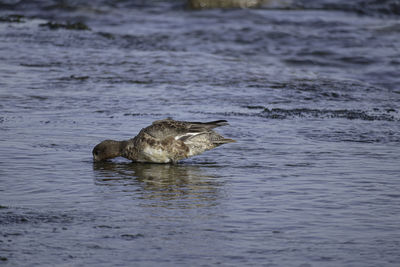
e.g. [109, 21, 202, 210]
[142, 118, 229, 139]
[124, 119, 234, 163]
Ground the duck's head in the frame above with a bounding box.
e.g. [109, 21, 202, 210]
[92, 140, 121, 161]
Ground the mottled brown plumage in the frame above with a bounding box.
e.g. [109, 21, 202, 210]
[92, 118, 235, 163]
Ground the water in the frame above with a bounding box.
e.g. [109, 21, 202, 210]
[1, 0, 400, 266]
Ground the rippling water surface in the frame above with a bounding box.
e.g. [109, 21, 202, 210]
[1, 0, 400, 266]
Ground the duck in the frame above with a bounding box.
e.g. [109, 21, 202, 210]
[92, 118, 235, 163]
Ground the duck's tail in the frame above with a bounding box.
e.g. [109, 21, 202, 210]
[213, 138, 236, 144]
[189, 120, 229, 131]
[204, 120, 229, 127]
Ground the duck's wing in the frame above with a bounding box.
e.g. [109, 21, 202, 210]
[142, 118, 229, 140]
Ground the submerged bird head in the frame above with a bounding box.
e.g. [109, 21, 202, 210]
[92, 140, 122, 161]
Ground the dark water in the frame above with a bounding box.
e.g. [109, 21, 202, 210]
[1, 0, 400, 266]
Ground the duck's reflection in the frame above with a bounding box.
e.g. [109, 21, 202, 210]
[93, 162, 223, 208]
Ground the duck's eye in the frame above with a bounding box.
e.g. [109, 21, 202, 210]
[94, 150, 98, 156]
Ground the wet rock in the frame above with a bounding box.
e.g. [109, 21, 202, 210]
[0, 14, 24, 23]
[94, 225, 113, 229]
[69, 75, 89, 81]
[39, 21, 90, 31]
[246, 105, 264, 109]
[120, 233, 144, 240]
[98, 32, 115, 39]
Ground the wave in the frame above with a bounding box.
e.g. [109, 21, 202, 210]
[194, 107, 399, 121]
[292, 0, 400, 17]
[260, 107, 398, 121]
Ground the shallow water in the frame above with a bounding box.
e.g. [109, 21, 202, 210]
[1, 1, 400, 266]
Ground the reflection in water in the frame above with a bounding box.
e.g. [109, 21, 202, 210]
[92, 162, 223, 208]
